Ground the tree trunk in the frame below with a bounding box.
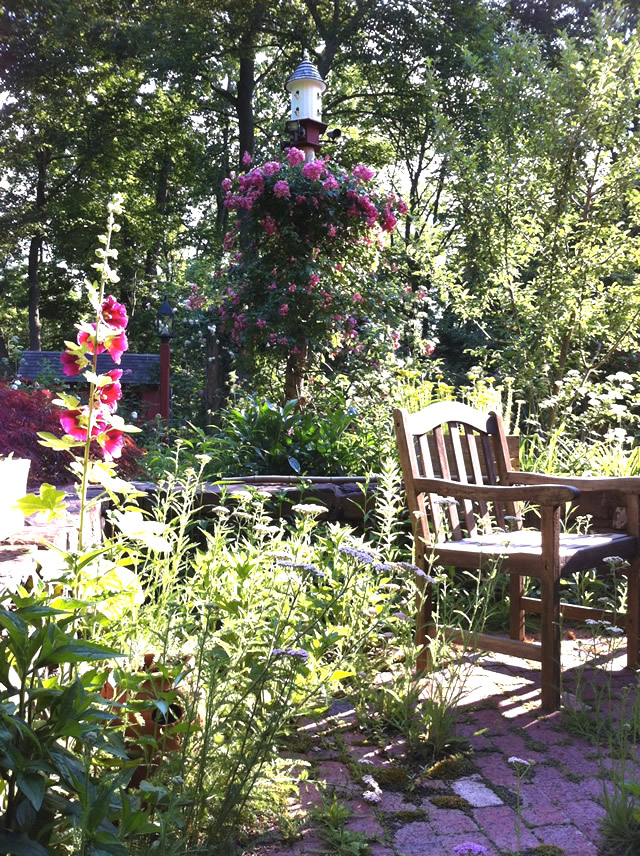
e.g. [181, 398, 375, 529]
[205, 321, 230, 421]
[145, 153, 172, 281]
[237, 55, 255, 166]
[28, 151, 47, 351]
[0, 326, 9, 362]
[284, 343, 308, 405]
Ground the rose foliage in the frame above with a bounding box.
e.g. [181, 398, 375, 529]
[218, 149, 408, 386]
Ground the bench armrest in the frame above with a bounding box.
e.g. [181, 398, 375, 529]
[412, 477, 579, 505]
[505, 471, 640, 494]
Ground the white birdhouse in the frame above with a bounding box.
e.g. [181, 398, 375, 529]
[285, 53, 327, 123]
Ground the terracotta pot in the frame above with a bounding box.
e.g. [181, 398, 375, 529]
[101, 653, 184, 787]
[0, 457, 31, 541]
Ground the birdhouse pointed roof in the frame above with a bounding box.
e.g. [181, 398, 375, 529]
[285, 54, 327, 93]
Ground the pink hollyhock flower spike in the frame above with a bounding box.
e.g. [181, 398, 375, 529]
[100, 295, 128, 330]
[60, 349, 89, 377]
[97, 369, 123, 411]
[77, 325, 106, 355]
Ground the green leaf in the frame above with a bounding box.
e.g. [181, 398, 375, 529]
[17, 772, 45, 811]
[0, 608, 28, 637]
[0, 831, 49, 855]
[15, 797, 36, 829]
[288, 456, 301, 474]
[16, 484, 67, 520]
[327, 669, 356, 682]
[37, 432, 84, 451]
[36, 642, 123, 668]
[15, 604, 68, 619]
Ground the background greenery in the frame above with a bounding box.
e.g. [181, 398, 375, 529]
[2, 0, 640, 463]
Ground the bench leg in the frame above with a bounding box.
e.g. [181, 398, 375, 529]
[510, 574, 526, 641]
[540, 506, 561, 712]
[627, 556, 640, 669]
[415, 579, 435, 673]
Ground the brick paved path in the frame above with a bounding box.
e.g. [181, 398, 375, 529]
[247, 638, 640, 856]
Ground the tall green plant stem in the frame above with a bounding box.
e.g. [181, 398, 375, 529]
[77, 210, 116, 550]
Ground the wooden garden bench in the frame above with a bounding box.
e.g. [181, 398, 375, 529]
[394, 401, 640, 712]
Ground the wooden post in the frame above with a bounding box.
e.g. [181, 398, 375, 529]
[540, 504, 561, 712]
[625, 493, 640, 669]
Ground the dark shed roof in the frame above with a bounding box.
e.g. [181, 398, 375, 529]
[18, 351, 160, 385]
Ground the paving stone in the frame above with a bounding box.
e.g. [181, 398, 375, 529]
[473, 752, 519, 788]
[493, 732, 547, 764]
[378, 792, 423, 813]
[469, 733, 494, 752]
[451, 775, 503, 807]
[468, 708, 510, 737]
[385, 737, 408, 759]
[521, 718, 571, 746]
[438, 831, 501, 856]
[473, 804, 538, 851]
[394, 821, 447, 856]
[560, 798, 607, 840]
[290, 835, 327, 855]
[298, 781, 323, 812]
[315, 761, 352, 789]
[534, 765, 603, 802]
[553, 744, 601, 777]
[518, 784, 569, 826]
[349, 745, 386, 765]
[426, 805, 479, 835]
[534, 822, 601, 856]
[346, 812, 385, 840]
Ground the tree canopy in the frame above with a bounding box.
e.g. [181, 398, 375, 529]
[1, 0, 639, 428]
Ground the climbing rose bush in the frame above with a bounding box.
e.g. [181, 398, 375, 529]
[217, 149, 408, 393]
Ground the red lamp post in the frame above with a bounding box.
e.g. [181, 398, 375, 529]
[156, 296, 174, 423]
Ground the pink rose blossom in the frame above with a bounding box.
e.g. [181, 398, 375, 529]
[221, 178, 233, 192]
[296, 195, 306, 205]
[279, 303, 289, 316]
[273, 180, 291, 199]
[256, 319, 267, 328]
[268, 282, 277, 291]
[288, 283, 296, 293]
[323, 174, 339, 191]
[262, 161, 281, 176]
[353, 292, 363, 303]
[302, 160, 324, 181]
[242, 151, 252, 165]
[381, 207, 397, 232]
[353, 164, 375, 182]
[286, 147, 305, 167]
[328, 225, 337, 237]
[262, 213, 277, 235]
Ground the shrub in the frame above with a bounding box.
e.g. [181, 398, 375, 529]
[0, 381, 145, 487]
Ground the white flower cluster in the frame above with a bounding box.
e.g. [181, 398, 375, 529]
[362, 773, 382, 803]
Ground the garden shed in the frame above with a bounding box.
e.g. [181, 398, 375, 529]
[18, 351, 163, 422]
